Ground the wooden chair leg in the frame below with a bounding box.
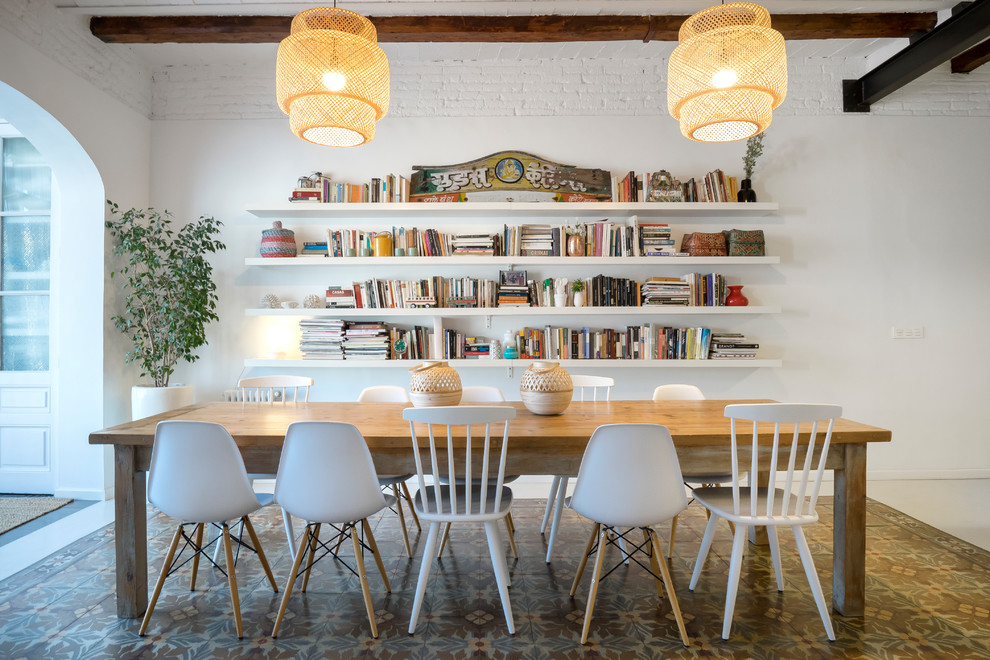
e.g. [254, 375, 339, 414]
[190, 523, 205, 591]
[668, 515, 679, 559]
[362, 519, 392, 593]
[222, 524, 244, 639]
[302, 523, 321, 593]
[392, 484, 413, 558]
[642, 527, 664, 598]
[580, 525, 610, 644]
[242, 515, 278, 593]
[649, 528, 690, 647]
[400, 481, 421, 530]
[570, 522, 600, 597]
[272, 526, 313, 638]
[504, 513, 519, 560]
[437, 522, 451, 558]
[351, 522, 379, 638]
[139, 525, 184, 636]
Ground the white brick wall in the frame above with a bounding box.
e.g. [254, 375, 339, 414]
[0, 0, 151, 116]
[150, 56, 990, 121]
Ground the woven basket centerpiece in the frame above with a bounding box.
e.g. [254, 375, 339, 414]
[520, 361, 573, 415]
[409, 361, 462, 407]
[260, 221, 297, 258]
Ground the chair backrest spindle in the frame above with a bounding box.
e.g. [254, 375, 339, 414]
[725, 403, 841, 521]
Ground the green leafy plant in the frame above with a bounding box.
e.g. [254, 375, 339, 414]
[105, 201, 226, 387]
[742, 132, 765, 180]
[571, 280, 585, 292]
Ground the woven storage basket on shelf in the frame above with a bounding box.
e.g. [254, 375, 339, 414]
[260, 221, 297, 258]
[520, 361, 573, 415]
[409, 361, 462, 407]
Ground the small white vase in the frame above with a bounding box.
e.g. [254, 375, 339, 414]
[573, 291, 586, 307]
[554, 293, 567, 308]
[131, 384, 194, 421]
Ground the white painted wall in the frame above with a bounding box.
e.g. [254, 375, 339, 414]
[150, 112, 990, 481]
[0, 19, 151, 499]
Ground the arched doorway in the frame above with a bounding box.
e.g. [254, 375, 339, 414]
[0, 81, 107, 500]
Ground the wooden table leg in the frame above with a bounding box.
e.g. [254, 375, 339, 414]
[832, 443, 866, 616]
[115, 446, 148, 618]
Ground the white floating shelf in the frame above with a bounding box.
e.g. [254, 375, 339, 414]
[246, 306, 780, 317]
[245, 255, 780, 267]
[244, 358, 781, 369]
[246, 201, 778, 220]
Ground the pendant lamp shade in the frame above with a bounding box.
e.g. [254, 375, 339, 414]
[276, 7, 389, 147]
[667, 2, 786, 142]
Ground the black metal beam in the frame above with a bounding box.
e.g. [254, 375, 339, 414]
[843, 0, 990, 112]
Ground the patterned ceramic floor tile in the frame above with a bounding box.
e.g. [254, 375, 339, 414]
[2, 498, 990, 659]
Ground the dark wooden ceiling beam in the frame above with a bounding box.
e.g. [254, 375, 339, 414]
[951, 38, 990, 73]
[90, 13, 937, 45]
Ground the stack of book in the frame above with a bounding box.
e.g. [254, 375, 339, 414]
[497, 283, 530, 307]
[638, 223, 677, 255]
[325, 286, 356, 308]
[298, 319, 345, 359]
[451, 233, 498, 256]
[708, 332, 759, 359]
[301, 241, 328, 257]
[289, 187, 321, 203]
[463, 337, 491, 359]
[343, 322, 390, 360]
[641, 277, 691, 305]
[685, 272, 727, 306]
[519, 225, 558, 256]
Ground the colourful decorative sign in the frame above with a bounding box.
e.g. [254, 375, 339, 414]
[410, 151, 612, 202]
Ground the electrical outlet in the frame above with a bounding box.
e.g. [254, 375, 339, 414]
[890, 326, 925, 339]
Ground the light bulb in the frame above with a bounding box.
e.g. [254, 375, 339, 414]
[322, 71, 347, 91]
[712, 69, 738, 88]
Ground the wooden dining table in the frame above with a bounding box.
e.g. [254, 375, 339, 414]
[89, 399, 891, 620]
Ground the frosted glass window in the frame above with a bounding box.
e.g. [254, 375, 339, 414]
[1, 135, 51, 372]
[2, 138, 51, 212]
[1, 295, 50, 371]
[2, 216, 50, 291]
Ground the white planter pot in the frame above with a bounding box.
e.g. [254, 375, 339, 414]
[573, 291, 586, 307]
[131, 384, 194, 421]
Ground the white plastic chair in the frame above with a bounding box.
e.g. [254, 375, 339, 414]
[566, 423, 690, 646]
[271, 421, 393, 639]
[238, 375, 313, 403]
[404, 405, 517, 635]
[541, 374, 614, 563]
[689, 403, 842, 641]
[459, 385, 507, 403]
[139, 421, 278, 639]
[652, 383, 735, 558]
[357, 385, 420, 557]
[217, 375, 314, 561]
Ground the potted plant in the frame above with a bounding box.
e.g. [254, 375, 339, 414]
[105, 201, 226, 420]
[739, 132, 764, 202]
[571, 279, 586, 307]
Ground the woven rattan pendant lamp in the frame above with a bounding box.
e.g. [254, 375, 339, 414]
[667, 2, 786, 142]
[276, 7, 389, 147]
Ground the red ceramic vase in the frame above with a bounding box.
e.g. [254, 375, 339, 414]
[725, 285, 749, 306]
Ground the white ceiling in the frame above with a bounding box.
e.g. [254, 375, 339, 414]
[54, 1, 960, 67]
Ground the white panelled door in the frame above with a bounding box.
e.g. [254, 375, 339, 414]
[0, 128, 54, 494]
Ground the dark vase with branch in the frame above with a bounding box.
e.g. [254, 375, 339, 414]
[739, 133, 764, 202]
[106, 201, 225, 418]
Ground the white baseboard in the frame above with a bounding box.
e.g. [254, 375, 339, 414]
[864, 469, 990, 481]
[53, 487, 109, 501]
